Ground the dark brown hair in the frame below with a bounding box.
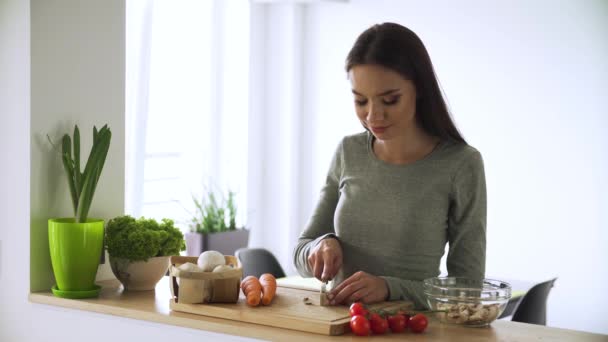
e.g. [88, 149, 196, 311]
[346, 23, 466, 144]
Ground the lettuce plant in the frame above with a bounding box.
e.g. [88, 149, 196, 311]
[105, 215, 186, 262]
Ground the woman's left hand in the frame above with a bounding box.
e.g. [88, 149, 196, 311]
[327, 271, 389, 305]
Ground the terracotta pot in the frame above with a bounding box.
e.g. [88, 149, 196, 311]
[109, 255, 170, 291]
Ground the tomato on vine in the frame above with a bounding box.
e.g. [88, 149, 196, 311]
[387, 313, 408, 333]
[350, 315, 371, 336]
[409, 313, 429, 333]
[349, 302, 369, 317]
[369, 313, 389, 334]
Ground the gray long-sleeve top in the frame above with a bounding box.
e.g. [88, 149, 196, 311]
[293, 132, 486, 308]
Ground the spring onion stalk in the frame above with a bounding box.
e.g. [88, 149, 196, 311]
[59, 124, 111, 223]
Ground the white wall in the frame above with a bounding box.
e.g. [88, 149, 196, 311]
[29, 0, 127, 290]
[301, 0, 608, 334]
[0, 0, 32, 337]
[0, 1, 253, 341]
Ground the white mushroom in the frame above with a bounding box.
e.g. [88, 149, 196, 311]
[178, 262, 203, 272]
[212, 264, 233, 273]
[197, 250, 226, 271]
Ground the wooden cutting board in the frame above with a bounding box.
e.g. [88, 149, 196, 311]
[170, 285, 413, 335]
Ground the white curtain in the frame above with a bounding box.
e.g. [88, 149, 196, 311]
[246, 3, 358, 275]
[246, 3, 314, 275]
[126, 0, 250, 230]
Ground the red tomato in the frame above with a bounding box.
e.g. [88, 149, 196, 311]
[369, 313, 389, 334]
[350, 315, 371, 336]
[409, 313, 429, 333]
[396, 311, 411, 319]
[349, 302, 368, 317]
[387, 314, 407, 333]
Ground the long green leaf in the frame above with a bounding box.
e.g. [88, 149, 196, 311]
[91, 129, 110, 172]
[61, 135, 78, 216]
[76, 139, 109, 221]
[76, 129, 111, 222]
[80, 126, 108, 187]
[62, 134, 71, 159]
[92, 128, 111, 186]
[75, 126, 107, 221]
[193, 196, 205, 215]
[61, 152, 78, 216]
[73, 125, 81, 198]
[76, 169, 95, 222]
[227, 191, 236, 230]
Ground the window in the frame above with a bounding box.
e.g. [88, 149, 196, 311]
[126, 0, 250, 232]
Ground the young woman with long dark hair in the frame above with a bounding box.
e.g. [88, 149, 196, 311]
[293, 23, 486, 308]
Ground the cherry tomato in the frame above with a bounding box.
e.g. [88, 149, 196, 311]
[350, 315, 371, 336]
[409, 313, 429, 333]
[387, 314, 407, 333]
[349, 302, 368, 317]
[394, 312, 410, 324]
[369, 313, 389, 334]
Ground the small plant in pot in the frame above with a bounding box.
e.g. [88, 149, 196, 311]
[105, 215, 185, 290]
[47, 124, 111, 299]
[185, 190, 249, 257]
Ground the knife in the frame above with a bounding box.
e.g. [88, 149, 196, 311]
[320, 280, 327, 293]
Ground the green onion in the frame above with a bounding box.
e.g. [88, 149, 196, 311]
[55, 124, 111, 223]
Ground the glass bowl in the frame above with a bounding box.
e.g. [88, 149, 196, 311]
[423, 277, 511, 327]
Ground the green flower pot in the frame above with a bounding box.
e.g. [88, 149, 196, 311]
[48, 218, 104, 298]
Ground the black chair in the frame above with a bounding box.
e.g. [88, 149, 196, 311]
[511, 278, 557, 325]
[235, 247, 286, 279]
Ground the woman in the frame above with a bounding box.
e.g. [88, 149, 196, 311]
[292, 23, 486, 309]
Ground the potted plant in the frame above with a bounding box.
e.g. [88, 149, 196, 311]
[48, 124, 111, 299]
[185, 191, 249, 257]
[105, 215, 185, 290]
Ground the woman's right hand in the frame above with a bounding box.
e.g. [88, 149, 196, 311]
[308, 237, 343, 282]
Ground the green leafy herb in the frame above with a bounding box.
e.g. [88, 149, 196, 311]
[189, 190, 239, 233]
[105, 215, 186, 262]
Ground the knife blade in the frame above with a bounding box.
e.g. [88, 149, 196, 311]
[320, 280, 327, 294]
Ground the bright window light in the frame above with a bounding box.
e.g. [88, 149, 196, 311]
[126, 0, 250, 232]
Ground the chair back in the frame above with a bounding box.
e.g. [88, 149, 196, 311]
[512, 278, 557, 325]
[235, 247, 286, 279]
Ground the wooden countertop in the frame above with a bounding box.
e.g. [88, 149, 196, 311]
[29, 277, 607, 342]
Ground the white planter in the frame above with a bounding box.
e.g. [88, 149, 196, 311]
[110, 255, 170, 291]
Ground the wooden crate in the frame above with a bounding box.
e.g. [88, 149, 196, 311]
[169, 255, 242, 304]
